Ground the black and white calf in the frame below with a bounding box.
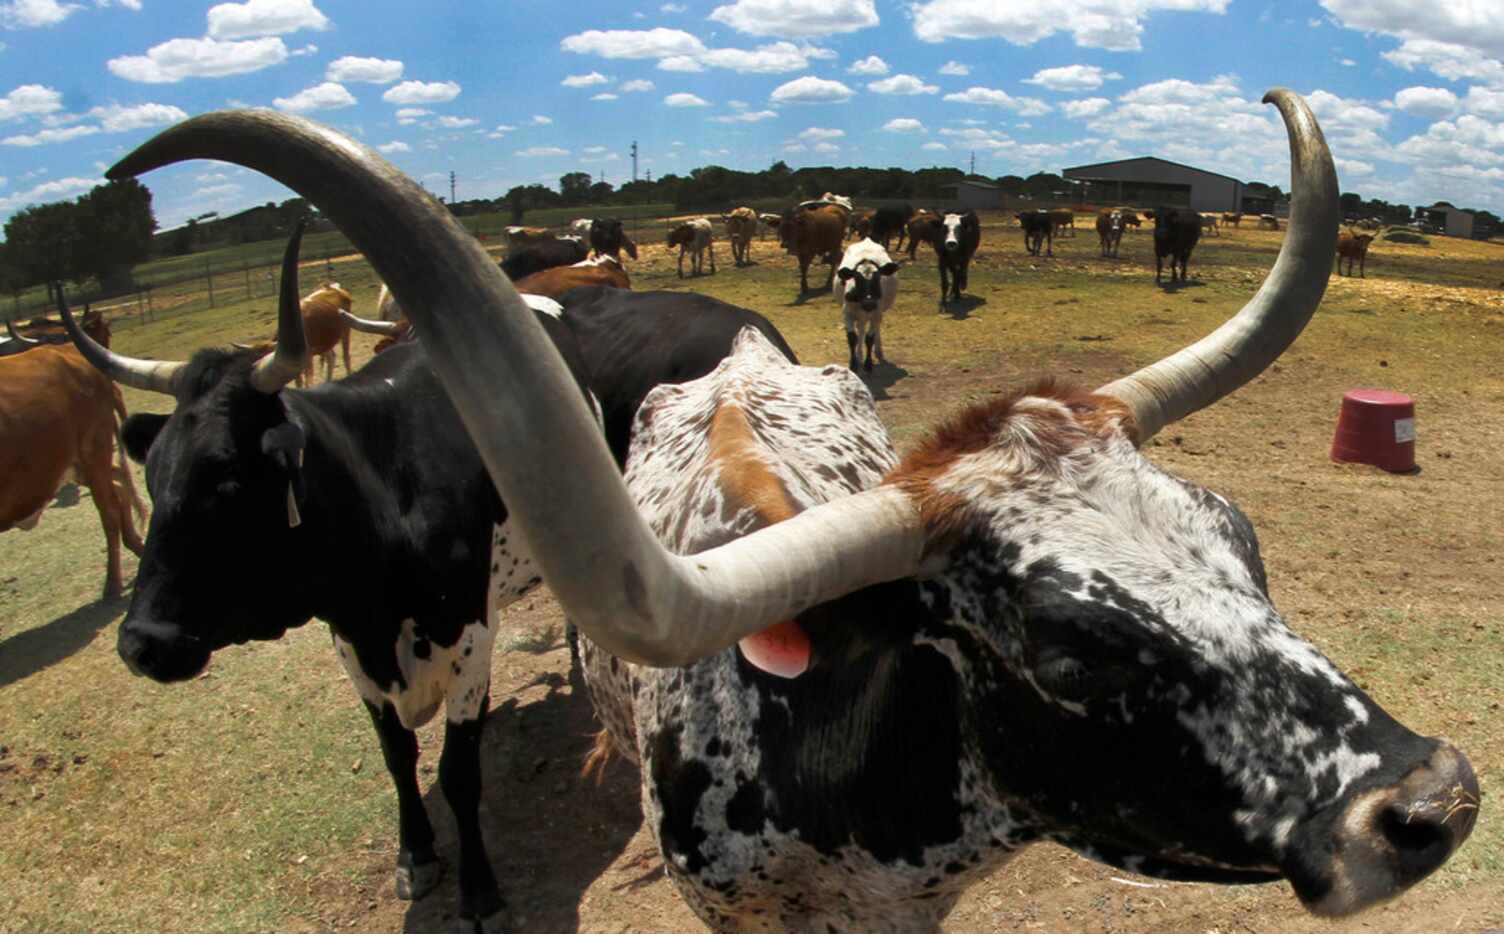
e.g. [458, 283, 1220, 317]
[929, 209, 981, 305]
[834, 238, 899, 372]
[107, 94, 1478, 933]
[63, 223, 794, 932]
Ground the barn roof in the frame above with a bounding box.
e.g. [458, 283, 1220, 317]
[1061, 156, 1243, 186]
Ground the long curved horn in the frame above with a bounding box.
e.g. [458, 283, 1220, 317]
[6, 319, 39, 344]
[338, 309, 403, 335]
[107, 109, 925, 668]
[249, 218, 309, 393]
[1096, 88, 1339, 443]
[59, 286, 186, 395]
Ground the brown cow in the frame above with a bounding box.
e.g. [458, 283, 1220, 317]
[1048, 209, 1075, 238]
[1222, 212, 1243, 227]
[0, 340, 146, 597]
[905, 208, 940, 260]
[1335, 230, 1374, 277]
[785, 203, 847, 292]
[504, 225, 556, 249]
[513, 256, 631, 297]
[298, 283, 353, 386]
[3, 308, 112, 357]
[847, 207, 876, 241]
[722, 207, 759, 266]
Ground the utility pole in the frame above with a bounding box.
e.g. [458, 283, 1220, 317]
[631, 140, 639, 182]
[646, 169, 653, 183]
[970, 151, 976, 176]
[449, 171, 456, 204]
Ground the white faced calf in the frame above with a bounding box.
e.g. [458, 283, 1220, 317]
[834, 238, 899, 372]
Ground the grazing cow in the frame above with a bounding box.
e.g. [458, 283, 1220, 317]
[1260, 214, 1281, 230]
[2, 308, 111, 357]
[1017, 209, 1054, 256]
[721, 206, 758, 266]
[1200, 213, 1221, 237]
[1150, 207, 1202, 284]
[1048, 208, 1075, 237]
[513, 255, 630, 298]
[667, 218, 716, 278]
[783, 202, 848, 293]
[834, 239, 899, 372]
[1, 314, 145, 598]
[113, 91, 1478, 934]
[499, 237, 589, 280]
[588, 217, 638, 261]
[904, 208, 940, 261]
[62, 214, 793, 931]
[1335, 230, 1374, 277]
[867, 203, 914, 252]
[297, 282, 353, 385]
[1095, 209, 1126, 257]
[503, 225, 554, 249]
[339, 310, 413, 354]
[1222, 211, 1243, 227]
[929, 210, 981, 305]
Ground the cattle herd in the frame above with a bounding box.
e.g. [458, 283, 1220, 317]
[0, 91, 1480, 933]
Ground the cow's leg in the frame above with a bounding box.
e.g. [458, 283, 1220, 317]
[677, 245, 685, 278]
[1045, 230, 1054, 257]
[441, 696, 503, 929]
[1359, 254, 1366, 278]
[708, 241, 716, 273]
[341, 331, 352, 376]
[845, 326, 859, 371]
[1155, 253, 1163, 283]
[81, 451, 126, 599]
[956, 261, 968, 299]
[799, 256, 810, 292]
[364, 701, 444, 900]
[938, 262, 949, 306]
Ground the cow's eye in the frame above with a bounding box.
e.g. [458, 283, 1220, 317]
[1033, 652, 1135, 702]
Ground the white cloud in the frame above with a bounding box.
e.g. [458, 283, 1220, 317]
[562, 71, 611, 87]
[938, 60, 970, 76]
[326, 55, 402, 84]
[620, 79, 655, 92]
[847, 55, 888, 75]
[700, 41, 829, 73]
[770, 75, 854, 104]
[1380, 38, 1504, 83]
[560, 27, 706, 59]
[437, 115, 477, 128]
[1, 0, 79, 28]
[868, 74, 938, 95]
[1321, 2, 1504, 75]
[911, 0, 1230, 52]
[3, 124, 99, 146]
[708, 0, 877, 38]
[1022, 65, 1123, 91]
[943, 86, 1051, 115]
[665, 92, 710, 107]
[0, 176, 93, 211]
[382, 80, 461, 105]
[661, 2, 686, 10]
[591, 92, 619, 101]
[1393, 86, 1459, 118]
[1335, 156, 1374, 176]
[922, 141, 948, 151]
[710, 108, 778, 123]
[1464, 85, 1504, 118]
[882, 117, 925, 132]
[206, 0, 329, 39]
[1061, 97, 1111, 119]
[395, 107, 430, 124]
[87, 101, 188, 132]
[1305, 89, 1390, 133]
[516, 146, 569, 157]
[531, 114, 552, 125]
[377, 140, 410, 154]
[193, 183, 242, 200]
[0, 84, 63, 122]
[108, 37, 288, 83]
[1340, 58, 1357, 66]
[657, 55, 705, 72]
[796, 126, 843, 141]
[273, 80, 355, 113]
[939, 126, 1012, 150]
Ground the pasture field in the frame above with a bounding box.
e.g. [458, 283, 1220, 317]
[2, 214, 1502, 933]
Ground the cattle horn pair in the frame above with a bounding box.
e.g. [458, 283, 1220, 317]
[338, 309, 404, 336]
[5, 318, 39, 345]
[62, 220, 310, 396]
[100, 90, 1336, 668]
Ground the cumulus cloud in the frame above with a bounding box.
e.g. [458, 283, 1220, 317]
[0, 84, 63, 122]
[1464, 85, 1504, 118]
[561, 27, 706, 59]
[939, 126, 1012, 150]
[0, 176, 94, 211]
[326, 55, 402, 84]
[912, 0, 1229, 51]
[938, 60, 970, 76]
[273, 81, 355, 113]
[657, 55, 704, 72]
[708, 0, 878, 38]
[395, 107, 430, 123]
[591, 92, 619, 101]
[943, 86, 1051, 115]
[1061, 97, 1111, 119]
[770, 75, 854, 104]
[882, 117, 925, 132]
[562, 71, 611, 87]
[710, 109, 778, 123]
[3, 124, 99, 146]
[1321, 2, 1504, 81]
[661, 2, 686, 10]
[1393, 85, 1459, 118]
[382, 80, 461, 105]
[868, 74, 938, 95]
[437, 116, 478, 128]
[1380, 38, 1504, 83]
[108, 36, 288, 83]
[620, 79, 655, 92]
[206, 0, 329, 39]
[1022, 65, 1123, 91]
[377, 140, 410, 154]
[515, 146, 569, 157]
[847, 55, 888, 75]
[1, 0, 79, 28]
[922, 141, 948, 151]
[531, 115, 552, 125]
[700, 41, 831, 73]
[665, 92, 710, 107]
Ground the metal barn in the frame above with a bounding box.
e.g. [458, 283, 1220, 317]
[1417, 203, 1475, 238]
[1061, 157, 1245, 213]
[939, 180, 1002, 211]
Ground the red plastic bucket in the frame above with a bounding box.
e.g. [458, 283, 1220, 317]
[1330, 389, 1416, 472]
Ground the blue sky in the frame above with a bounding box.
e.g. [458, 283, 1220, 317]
[5, 0, 1504, 232]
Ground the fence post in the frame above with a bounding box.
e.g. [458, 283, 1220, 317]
[205, 257, 215, 308]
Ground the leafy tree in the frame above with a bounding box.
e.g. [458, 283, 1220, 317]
[3, 200, 85, 307]
[75, 178, 156, 292]
[588, 180, 614, 202]
[1339, 192, 1364, 217]
[559, 171, 593, 205]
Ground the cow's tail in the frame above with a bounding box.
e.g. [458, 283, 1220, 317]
[111, 387, 148, 524]
[580, 729, 618, 785]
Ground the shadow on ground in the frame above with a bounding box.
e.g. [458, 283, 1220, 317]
[862, 362, 911, 400]
[0, 596, 125, 689]
[402, 669, 644, 933]
[938, 296, 987, 320]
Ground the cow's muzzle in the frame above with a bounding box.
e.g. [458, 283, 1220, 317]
[1292, 740, 1479, 916]
[118, 618, 213, 683]
[945, 240, 958, 251]
[860, 299, 877, 312]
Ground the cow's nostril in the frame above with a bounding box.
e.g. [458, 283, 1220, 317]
[1377, 804, 1451, 882]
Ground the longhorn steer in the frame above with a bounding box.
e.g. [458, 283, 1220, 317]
[834, 238, 899, 372]
[1335, 230, 1374, 277]
[2, 308, 112, 357]
[721, 206, 758, 266]
[109, 94, 1478, 933]
[297, 282, 353, 385]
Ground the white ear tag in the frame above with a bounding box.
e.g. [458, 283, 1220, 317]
[286, 449, 305, 528]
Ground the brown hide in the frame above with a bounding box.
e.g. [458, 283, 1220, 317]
[505, 226, 554, 247]
[1335, 231, 1374, 277]
[513, 261, 631, 298]
[299, 284, 353, 385]
[0, 345, 145, 597]
[723, 207, 758, 265]
[905, 209, 940, 260]
[787, 204, 847, 292]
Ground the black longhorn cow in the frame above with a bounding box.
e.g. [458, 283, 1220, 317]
[102, 97, 1478, 932]
[62, 221, 794, 933]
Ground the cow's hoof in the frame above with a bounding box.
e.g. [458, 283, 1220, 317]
[395, 855, 444, 900]
[455, 908, 507, 934]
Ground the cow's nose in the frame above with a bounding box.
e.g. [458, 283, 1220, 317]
[861, 300, 877, 311]
[117, 618, 212, 683]
[945, 241, 957, 251]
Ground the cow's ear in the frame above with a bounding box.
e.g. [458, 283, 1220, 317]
[120, 413, 169, 463]
[836, 267, 855, 281]
[262, 421, 308, 523]
[879, 262, 900, 277]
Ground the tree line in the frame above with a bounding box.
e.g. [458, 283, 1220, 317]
[1, 179, 156, 309]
